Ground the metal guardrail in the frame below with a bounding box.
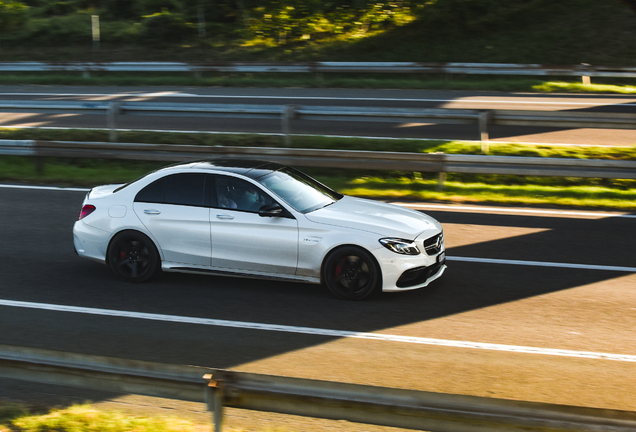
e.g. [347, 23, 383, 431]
[1, 61, 636, 80]
[1, 100, 635, 144]
[2, 139, 636, 180]
[1, 344, 636, 432]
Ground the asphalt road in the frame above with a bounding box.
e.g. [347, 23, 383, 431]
[0, 185, 635, 430]
[1, 86, 635, 145]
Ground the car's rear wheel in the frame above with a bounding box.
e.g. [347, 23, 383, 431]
[108, 231, 159, 282]
[323, 246, 380, 300]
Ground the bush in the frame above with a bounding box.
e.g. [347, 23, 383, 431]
[139, 10, 194, 44]
[100, 0, 138, 19]
[245, 0, 417, 46]
[41, 1, 77, 16]
[418, 0, 546, 32]
[0, 0, 29, 32]
[135, 0, 182, 16]
[100, 0, 182, 19]
[14, 14, 91, 45]
[100, 20, 140, 44]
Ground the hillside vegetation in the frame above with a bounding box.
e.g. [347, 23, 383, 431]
[0, 0, 635, 66]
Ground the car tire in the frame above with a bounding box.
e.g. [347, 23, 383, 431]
[108, 231, 160, 283]
[323, 246, 380, 300]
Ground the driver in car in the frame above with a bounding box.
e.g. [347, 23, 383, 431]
[240, 184, 265, 211]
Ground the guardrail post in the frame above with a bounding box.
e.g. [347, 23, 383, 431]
[437, 172, 446, 191]
[580, 63, 591, 85]
[107, 102, 121, 142]
[32, 140, 45, 175]
[479, 111, 491, 154]
[204, 374, 224, 432]
[282, 105, 296, 146]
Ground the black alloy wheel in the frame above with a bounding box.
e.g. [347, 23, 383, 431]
[324, 246, 380, 300]
[108, 231, 159, 282]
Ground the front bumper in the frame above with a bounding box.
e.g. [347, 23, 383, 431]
[372, 242, 446, 292]
[396, 260, 446, 288]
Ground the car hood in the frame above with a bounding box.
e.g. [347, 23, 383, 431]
[304, 196, 441, 238]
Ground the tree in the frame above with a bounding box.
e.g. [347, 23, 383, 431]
[618, 0, 636, 13]
[0, 1, 29, 33]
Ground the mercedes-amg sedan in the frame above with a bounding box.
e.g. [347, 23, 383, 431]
[73, 159, 446, 300]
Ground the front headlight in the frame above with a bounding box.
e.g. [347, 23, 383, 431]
[379, 238, 420, 255]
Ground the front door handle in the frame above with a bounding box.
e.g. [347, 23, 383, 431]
[216, 214, 234, 220]
[144, 209, 161, 215]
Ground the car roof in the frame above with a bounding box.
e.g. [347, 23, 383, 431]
[164, 159, 287, 179]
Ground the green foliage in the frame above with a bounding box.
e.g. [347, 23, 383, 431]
[99, 20, 140, 44]
[100, 0, 138, 19]
[0, 402, 28, 425]
[40, 1, 77, 16]
[14, 14, 90, 44]
[0, 0, 29, 32]
[136, 0, 182, 15]
[339, 176, 636, 210]
[244, 0, 416, 46]
[534, 81, 636, 94]
[417, 0, 546, 32]
[10, 404, 201, 432]
[139, 10, 194, 44]
[0, 0, 635, 66]
[198, 0, 242, 23]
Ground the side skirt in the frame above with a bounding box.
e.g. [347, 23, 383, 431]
[162, 263, 320, 285]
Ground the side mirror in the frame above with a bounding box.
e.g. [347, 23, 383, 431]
[258, 203, 284, 217]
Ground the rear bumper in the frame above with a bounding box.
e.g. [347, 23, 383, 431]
[73, 220, 109, 264]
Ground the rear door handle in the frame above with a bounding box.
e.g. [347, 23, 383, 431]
[144, 210, 161, 215]
[216, 214, 234, 220]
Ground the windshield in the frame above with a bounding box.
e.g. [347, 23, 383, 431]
[256, 167, 342, 213]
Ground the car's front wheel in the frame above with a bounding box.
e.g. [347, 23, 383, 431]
[323, 246, 380, 300]
[108, 231, 159, 282]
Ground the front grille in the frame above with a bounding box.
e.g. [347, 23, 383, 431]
[423, 233, 444, 256]
[396, 262, 443, 288]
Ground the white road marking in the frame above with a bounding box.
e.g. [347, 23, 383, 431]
[2, 92, 635, 107]
[447, 256, 636, 272]
[395, 203, 636, 219]
[0, 184, 89, 192]
[1, 125, 631, 147]
[1, 299, 635, 363]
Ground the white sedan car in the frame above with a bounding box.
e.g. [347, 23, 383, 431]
[73, 159, 446, 300]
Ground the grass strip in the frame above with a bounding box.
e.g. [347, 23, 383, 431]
[1, 403, 206, 432]
[1, 128, 635, 160]
[1, 156, 635, 211]
[0, 72, 634, 94]
[334, 176, 636, 211]
[1, 128, 635, 210]
[533, 82, 636, 94]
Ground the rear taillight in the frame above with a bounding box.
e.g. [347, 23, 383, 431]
[78, 205, 96, 220]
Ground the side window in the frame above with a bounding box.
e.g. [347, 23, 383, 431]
[165, 174, 206, 206]
[135, 178, 164, 203]
[216, 176, 274, 213]
[135, 174, 209, 207]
